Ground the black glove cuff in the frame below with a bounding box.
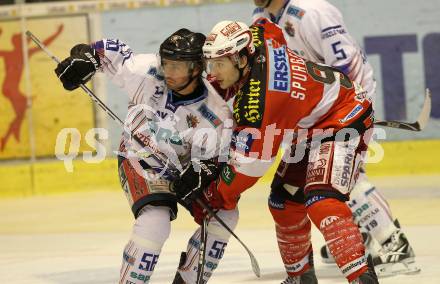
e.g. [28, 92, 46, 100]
[70, 43, 101, 70]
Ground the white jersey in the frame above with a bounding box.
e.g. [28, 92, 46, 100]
[92, 39, 231, 178]
[252, 0, 376, 100]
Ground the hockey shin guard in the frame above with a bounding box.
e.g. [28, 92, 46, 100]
[270, 200, 313, 276]
[120, 206, 171, 284]
[307, 197, 368, 282]
[178, 208, 239, 283]
[349, 177, 397, 245]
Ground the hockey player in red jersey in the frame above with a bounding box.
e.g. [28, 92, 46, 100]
[173, 19, 379, 283]
[252, 0, 419, 279]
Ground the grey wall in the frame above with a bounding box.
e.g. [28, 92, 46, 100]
[99, 0, 440, 152]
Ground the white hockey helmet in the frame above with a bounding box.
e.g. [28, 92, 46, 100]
[203, 21, 255, 59]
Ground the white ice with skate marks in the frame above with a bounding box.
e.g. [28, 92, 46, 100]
[0, 176, 439, 283]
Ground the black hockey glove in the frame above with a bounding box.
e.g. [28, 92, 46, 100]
[54, 44, 100, 91]
[172, 159, 219, 202]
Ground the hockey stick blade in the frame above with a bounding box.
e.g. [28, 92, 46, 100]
[374, 88, 432, 131]
[195, 198, 261, 277]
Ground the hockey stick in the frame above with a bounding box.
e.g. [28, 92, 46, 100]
[194, 198, 261, 277]
[26, 30, 179, 175]
[374, 88, 431, 131]
[25, 31, 124, 125]
[196, 217, 208, 284]
[26, 30, 261, 278]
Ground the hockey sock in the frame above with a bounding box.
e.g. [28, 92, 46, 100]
[349, 176, 398, 245]
[270, 200, 313, 276]
[120, 205, 171, 284]
[178, 208, 238, 283]
[307, 198, 368, 282]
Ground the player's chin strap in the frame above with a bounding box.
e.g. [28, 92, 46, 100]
[235, 53, 248, 79]
[233, 54, 252, 90]
[173, 72, 198, 93]
[172, 62, 202, 93]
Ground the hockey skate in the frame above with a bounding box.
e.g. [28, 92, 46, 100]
[281, 252, 317, 284]
[372, 229, 421, 277]
[350, 255, 379, 284]
[281, 267, 318, 284]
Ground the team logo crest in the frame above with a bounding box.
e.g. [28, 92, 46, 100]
[186, 113, 200, 128]
[285, 21, 295, 37]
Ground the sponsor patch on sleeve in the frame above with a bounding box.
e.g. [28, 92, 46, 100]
[221, 165, 236, 185]
[339, 104, 363, 124]
[286, 5, 306, 20]
[198, 103, 222, 127]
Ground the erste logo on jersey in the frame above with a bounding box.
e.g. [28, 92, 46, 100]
[267, 39, 291, 93]
[198, 103, 221, 128]
[286, 5, 306, 20]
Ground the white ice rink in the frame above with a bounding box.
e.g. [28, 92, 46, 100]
[1, 175, 439, 284]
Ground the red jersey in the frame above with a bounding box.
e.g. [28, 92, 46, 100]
[215, 19, 373, 209]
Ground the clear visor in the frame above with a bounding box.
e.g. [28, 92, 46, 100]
[161, 60, 194, 76]
[205, 56, 238, 75]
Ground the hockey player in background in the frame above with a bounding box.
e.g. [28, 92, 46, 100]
[173, 19, 379, 283]
[54, 29, 237, 284]
[252, 0, 419, 280]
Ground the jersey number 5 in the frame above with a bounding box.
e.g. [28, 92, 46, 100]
[331, 41, 347, 60]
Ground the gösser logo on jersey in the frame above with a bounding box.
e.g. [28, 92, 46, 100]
[267, 39, 291, 93]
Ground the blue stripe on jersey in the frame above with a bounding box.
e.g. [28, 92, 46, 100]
[334, 62, 351, 76]
[321, 25, 342, 33]
[252, 7, 264, 15]
[164, 88, 208, 112]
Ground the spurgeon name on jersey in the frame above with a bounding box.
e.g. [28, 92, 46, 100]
[215, 19, 374, 209]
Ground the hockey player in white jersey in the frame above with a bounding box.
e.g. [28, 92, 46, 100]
[54, 29, 238, 284]
[252, 0, 419, 281]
